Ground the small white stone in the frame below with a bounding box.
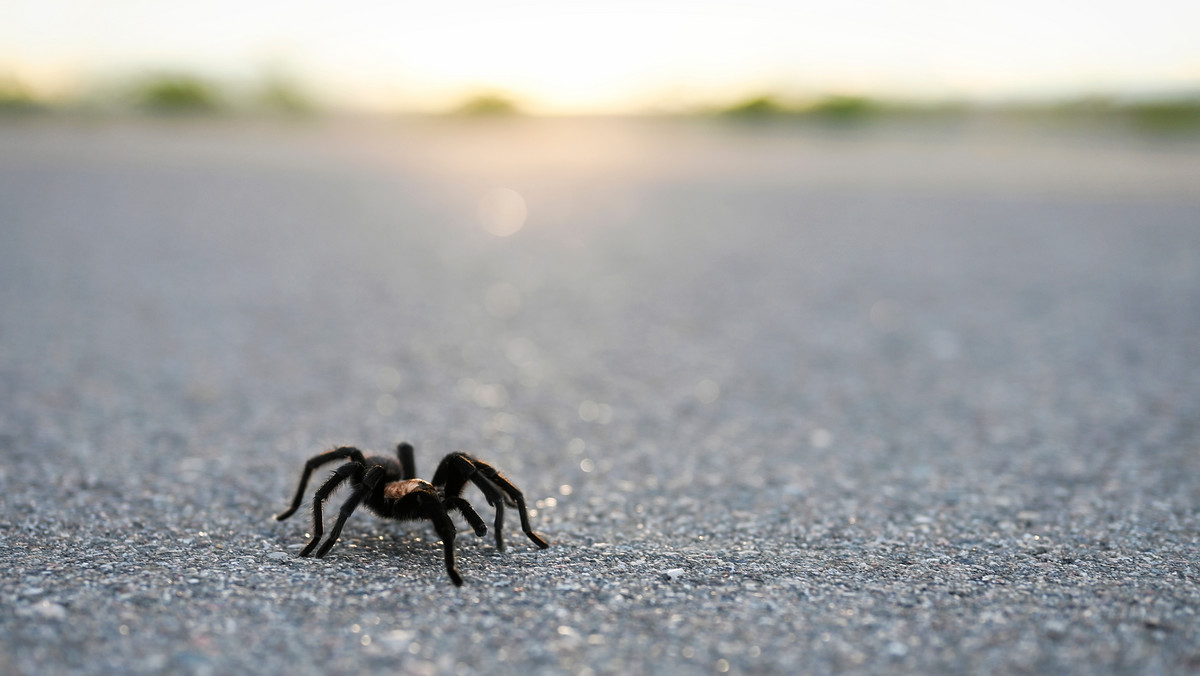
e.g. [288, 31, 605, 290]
[1045, 620, 1068, 638]
[23, 601, 67, 620]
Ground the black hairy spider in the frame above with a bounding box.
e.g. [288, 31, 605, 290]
[275, 442, 549, 586]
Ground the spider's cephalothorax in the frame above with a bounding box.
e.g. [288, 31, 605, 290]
[274, 442, 549, 586]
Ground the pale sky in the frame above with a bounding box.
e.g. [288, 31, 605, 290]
[3, 0, 1199, 113]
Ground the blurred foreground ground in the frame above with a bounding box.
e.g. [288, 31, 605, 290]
[1, 117, 1199, 674]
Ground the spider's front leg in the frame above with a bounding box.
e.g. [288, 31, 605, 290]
[276, 446, 366, 521]
[473, 458, 549, 551]
[313, 465, 386, 558]
[433, 452, 549, 551]
[299, 462, 365, 557]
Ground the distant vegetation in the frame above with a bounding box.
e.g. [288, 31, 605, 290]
[976, 95, 1200, 135]
[721, 94, 891, 121]
[720, 94, 958, 124]
[1126, 99, 1200, 131]
[0, 77, 45, 114]
[807, 95, 880, 121]
[123, 72, 314, 115]
[452, 93, 522, 117]
[2, 70, 1198, 134]
[722, 95, 787, 118]
[129, 73, 224, 113]
[717, 91, 1200, 133]
[0, 70, 315, 117]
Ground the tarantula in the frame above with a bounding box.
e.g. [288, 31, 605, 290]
[275, 442, 549, 585]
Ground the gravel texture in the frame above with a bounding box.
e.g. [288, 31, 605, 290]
[1, 118, 1199, 675]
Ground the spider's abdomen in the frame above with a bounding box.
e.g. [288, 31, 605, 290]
[383, 479, 435, 500]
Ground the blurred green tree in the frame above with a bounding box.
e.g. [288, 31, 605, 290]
[131, 73, 223, 113]
[0, 77, 43, 114]
[454, 93, 521, 116]
[721, 95, 786, 118]
[808, 95, 879, 122]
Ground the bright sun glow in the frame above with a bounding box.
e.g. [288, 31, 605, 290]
[2, 0, 1199, 112]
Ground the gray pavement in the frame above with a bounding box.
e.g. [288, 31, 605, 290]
[1, 117, 1199, 675]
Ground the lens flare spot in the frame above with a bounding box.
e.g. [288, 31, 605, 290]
[376, 366, 402, 392]
[695, 379, 720, 403]
[473, 383, 509, 408]
[478, 188, 527, 237]
[578, 400, 600, 421]
[376, 393, 399, 416]
[810, 428, 834, 449]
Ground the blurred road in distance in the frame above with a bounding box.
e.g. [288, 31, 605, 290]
[2, 116, 1198, 675]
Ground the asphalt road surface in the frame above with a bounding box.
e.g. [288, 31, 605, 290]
[2, 117, 1199, 674]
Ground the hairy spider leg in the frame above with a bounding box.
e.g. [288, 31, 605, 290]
[434, 453, 549, 551]
[397, 442, 416, 480]
[432, 453, 483, 501]
[477, 475, 510, 551]
[416, 493, 465, 586]
[469, 458, 550, 550]
[443, 496, 489, 537]
[434, 454, 508, 547]
[275, 446, 366, 521]
[436, 454, 512, 550]
[299, 462, 367, 557]
[376, 482, 469, 586]
[314, 465, 388, 558]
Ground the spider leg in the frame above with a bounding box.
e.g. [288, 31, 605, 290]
[479, 481, 508, 551]
[433, 453, 507, 549]
[432, 453, 476, 499]
[397, 442, 417, 480]
[434, 453, 548, 551]
[469, 459, 550, 550]
[298, 462, 364, 557]
[314, 465, 386, 558]
[444, 496, 488, 537]
[276, 446, 366, 521]
[420, 495, 464, 586]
